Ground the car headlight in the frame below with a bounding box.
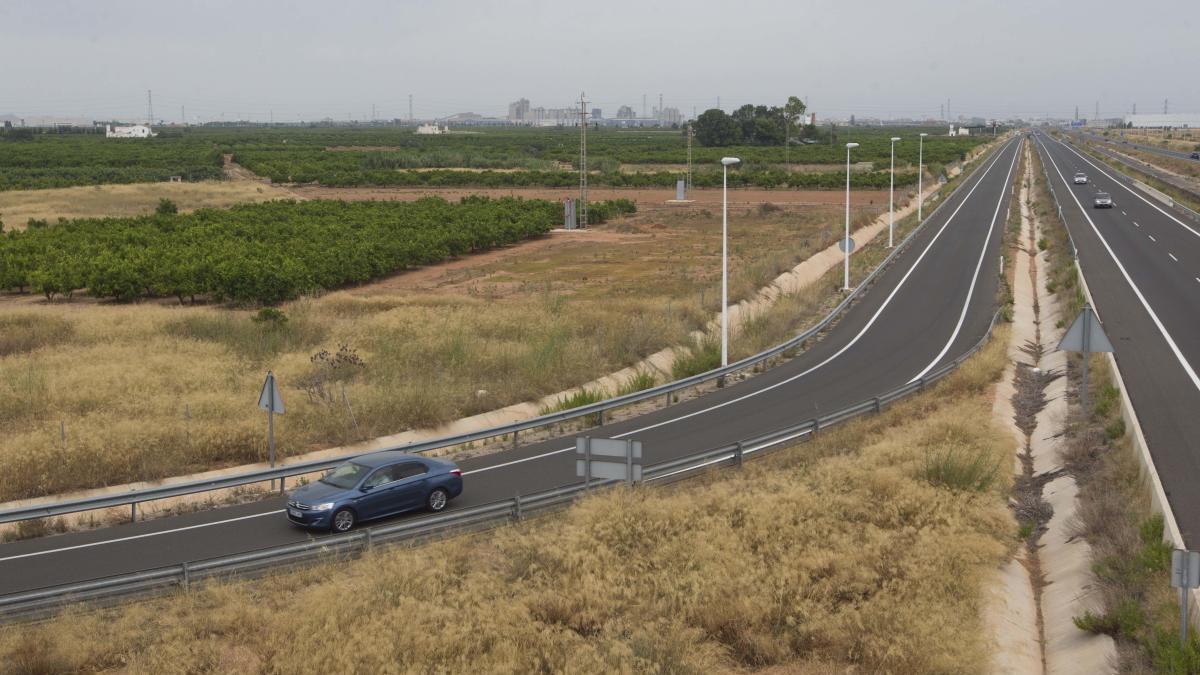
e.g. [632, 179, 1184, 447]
[314, 502, 335, 511]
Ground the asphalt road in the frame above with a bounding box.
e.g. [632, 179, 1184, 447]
[1082, 130, 1200, 162]
[0, 138, 1022, 595]
[1034, 131, 1200, 546]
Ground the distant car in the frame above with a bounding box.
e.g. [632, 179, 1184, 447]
[1190, 152, 1200, 160]
[1094, 192, 1114, 209]
[1073, 172, 1088, 184]
[287, 452, 463, 532]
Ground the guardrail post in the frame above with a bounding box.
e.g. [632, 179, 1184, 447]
[181, 562, 190, 591]
[873, 397, 882, 414]
[514, 493, 523, 522]
[734, 442, 743, 468]
[512, 429, 519, 450]
[584, 437, 592, 490]
[917, 377, 926, 390]
[597, 409, 604, 427]
[279, 476, 285, 493]
[811, 418, 820, 436]
[363, 528, 373, 551]
[131, 502, 137, 523]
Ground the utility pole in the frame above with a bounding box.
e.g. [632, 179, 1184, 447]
[642, 93, 646, 118]
[940, 103, 944, 120]
[1164, 98, 1169, 114]
[1095, 101, 1099, 120]
[1075, 106, 1079, 121]
[181, 105, 185, 126]
[686, 123, 694, 190]
[147, 89, 153, 125]
[1133, 102, 1137, 115]
[579, 92, 589, 228]
[658, 93, 663, 121]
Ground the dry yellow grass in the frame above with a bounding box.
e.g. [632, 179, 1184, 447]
[0, 202, 886, 502]
[0, 181, 288, 230]
[0, 325, 1014, 674]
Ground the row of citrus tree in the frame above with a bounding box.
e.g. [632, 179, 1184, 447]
[0, 197, 630, 304]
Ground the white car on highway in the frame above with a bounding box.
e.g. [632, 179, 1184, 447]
[1073, 172, 1088, 184]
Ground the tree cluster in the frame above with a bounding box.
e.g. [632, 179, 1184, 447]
[0, 197, 634, 305]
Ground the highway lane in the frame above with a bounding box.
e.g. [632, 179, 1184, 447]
[1082, 129, 1199, 162]
[0, 138, 1022, 595]
[1035, 131, 1200, 546]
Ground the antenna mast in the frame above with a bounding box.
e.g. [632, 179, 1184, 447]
[147, 90, 153, 125]
[579, 92, 589, 228]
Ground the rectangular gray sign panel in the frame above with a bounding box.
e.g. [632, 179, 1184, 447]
[1172, 550, 1200, 589]
[576, 459, 642, 482]
[576, 437, 642, 460]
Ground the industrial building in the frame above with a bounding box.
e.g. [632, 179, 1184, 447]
[1123, 113, 1200, 129]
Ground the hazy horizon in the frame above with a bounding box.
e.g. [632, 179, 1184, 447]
[2, 0, 1196, 123]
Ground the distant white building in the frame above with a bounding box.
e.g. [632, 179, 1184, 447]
[415, 123, 447, 135]
[1123, 113, 1200, 129]
[949, 125, 969, 136]
[105, 124, 155, 138]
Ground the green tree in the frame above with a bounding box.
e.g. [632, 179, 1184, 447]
[156, 198, 178, 215]
[692, 109, 741, 147]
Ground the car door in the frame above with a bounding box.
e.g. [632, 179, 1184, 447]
[391, 461, 431, 512]
[356, 465, 403, 520]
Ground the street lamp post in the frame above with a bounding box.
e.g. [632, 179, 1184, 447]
[889, 136, 900, 247]
[918, 132, 928, 221]
[844, 142, 859, 290]
[720, 157, 741, 368]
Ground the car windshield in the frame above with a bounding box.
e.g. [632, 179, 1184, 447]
[1098, 193, 1110, 199]
[320, 462, 371, 489]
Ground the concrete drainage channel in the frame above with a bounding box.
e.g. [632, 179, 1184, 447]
[987, 142, 1115, 674]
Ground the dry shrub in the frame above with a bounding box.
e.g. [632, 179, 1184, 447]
[0, 314, 73, 357]
[0, 331, 1013, 673]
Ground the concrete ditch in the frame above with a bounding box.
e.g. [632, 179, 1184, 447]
[986, 141, 1115, 674]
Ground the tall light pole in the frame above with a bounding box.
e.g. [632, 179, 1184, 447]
[889, 136, 900, 247]
[843, 142, 859, 290]
[720, 157, 741, 368]
[918, 133, 928, 221]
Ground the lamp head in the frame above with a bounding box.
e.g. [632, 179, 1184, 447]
[919, 132, 928, 137]
[846, 142, 859, 149]
[890, 137, 901, 142]
[720, 157, 741, 166]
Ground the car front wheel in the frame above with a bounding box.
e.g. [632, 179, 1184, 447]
[427, 488, 449, 512]
[331, 508, 356, 533]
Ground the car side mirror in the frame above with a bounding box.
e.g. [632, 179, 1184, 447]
[360, 484, 374, 493]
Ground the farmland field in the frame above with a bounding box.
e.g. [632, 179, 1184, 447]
[0, 124, 985, 191]
[0, 197, 635, 304]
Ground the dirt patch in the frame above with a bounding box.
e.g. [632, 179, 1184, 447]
[289, 184, 894, 210]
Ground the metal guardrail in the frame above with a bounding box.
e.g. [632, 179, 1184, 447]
[0, 137, 1016, 527]
[0, 310, 1001, 621]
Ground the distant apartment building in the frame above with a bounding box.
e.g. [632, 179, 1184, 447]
[616, 105, 635, 119]
[416, 123, 446, 135]
[507, 98, 531, 122]
[591, 108, 602, 121]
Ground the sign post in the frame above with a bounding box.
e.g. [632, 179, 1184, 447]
[1056, 304, 1114, 416]
[258, 371, 285, 489]
[1171, 549, 1200, 647]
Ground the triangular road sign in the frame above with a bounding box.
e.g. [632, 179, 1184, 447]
[258, 371, 285, 414]
[1058, 305, 1114, 354]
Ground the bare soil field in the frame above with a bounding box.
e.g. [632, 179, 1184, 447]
[0, 181, 288, 231]
[290, 184, 897, 210]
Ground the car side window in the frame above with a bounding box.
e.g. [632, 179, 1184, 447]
[395, 462, 428, 480]
[364, 466, 398, 488]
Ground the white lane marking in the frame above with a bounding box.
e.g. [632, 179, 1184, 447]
[1195, 277, 1200, 284]
[908, 137, 1021, 382]
[1122, 211, 1128, 216]
[0, 510, 285, 563]
[1039, 138, 1200, 394]
[1150, 235, 1157, 242]
[1134, 222, 1141, 228]
[1170, 253, 1179, 262]
[1053, 137, 1200, 240]
[466, 140, 1019, 475]
[0, 141, 1020, 562]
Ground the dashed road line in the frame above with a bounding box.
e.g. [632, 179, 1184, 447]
[1149, 235, 1157, 242]
[1170, 253, 1179, 262]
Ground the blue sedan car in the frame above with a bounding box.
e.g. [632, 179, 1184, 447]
[286, 452, 463, 533]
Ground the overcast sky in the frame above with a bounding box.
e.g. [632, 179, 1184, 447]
[2, 0, 1196, 123]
